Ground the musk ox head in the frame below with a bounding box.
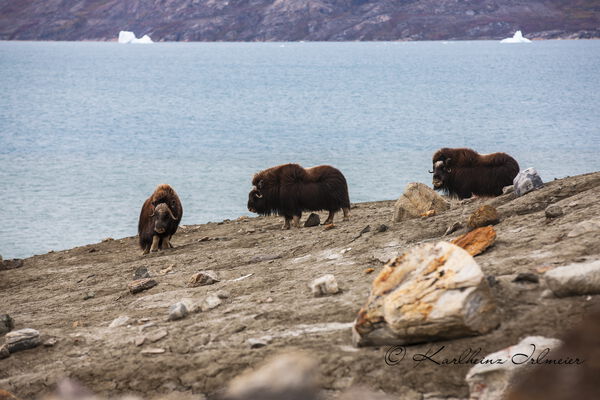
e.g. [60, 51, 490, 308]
[247, 180, 266, 214]
[151, 203, 177, 234]
[430, 159, 452, 189]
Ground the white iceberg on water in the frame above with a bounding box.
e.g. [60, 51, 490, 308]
[500, 30, 531, 43]
[118, 31, 153, 44]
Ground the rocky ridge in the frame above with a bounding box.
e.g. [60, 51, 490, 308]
[1, 0, 599, 41]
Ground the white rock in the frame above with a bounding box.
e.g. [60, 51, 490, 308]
[201, 294, 222, 311]
[567, 218, 600, 238]
[392, 182, 449, 222]
[513, 168, 543, 196]
[466, 336, 561, 400]
[544, 259, 600, 297]
[309, 274, 340, 297]
[109, 316, 130, 328]
[500, 30, 532, 43]
[353, 242, 499, 346]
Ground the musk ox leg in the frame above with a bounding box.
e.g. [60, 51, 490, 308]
[141, 246, 150, 256]
[324, 211, 335, 225]
[160, 236, 171, 250]
[282, 217, 291, 230]
[150, 235, 160, 252]
[342, 207, 350, 221]
[292, 215, 301, 228]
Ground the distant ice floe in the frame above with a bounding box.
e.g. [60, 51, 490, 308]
[118, 31, 153, 44]
[500, 30, 531, 43]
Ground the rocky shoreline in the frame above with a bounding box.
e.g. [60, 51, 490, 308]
[1, 171, 600, 399]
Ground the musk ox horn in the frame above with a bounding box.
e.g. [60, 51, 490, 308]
[434, 160, 444, 168]
[167, 207, 177, 220]
[428, 169, 434, 174]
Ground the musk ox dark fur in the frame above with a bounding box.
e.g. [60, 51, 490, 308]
[430, 148, 520, 199]
[247, 163, 351, 229]
[138, 184, 183, 255]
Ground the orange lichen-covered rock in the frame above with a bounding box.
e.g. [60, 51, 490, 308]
[451, 226, 497, 256]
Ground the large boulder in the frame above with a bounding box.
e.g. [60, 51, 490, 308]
[392, 182, 450, 222]
[352, 242, 499, 347]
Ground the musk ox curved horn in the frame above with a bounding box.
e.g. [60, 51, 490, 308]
[255, 192, 263, 199]
[167, 207, 177, 220]
[428, 169, 434, 174]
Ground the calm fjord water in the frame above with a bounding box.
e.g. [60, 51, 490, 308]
[1, 40, 599, 259]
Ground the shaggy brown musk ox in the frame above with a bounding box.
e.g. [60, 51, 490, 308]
[430, 148, 520, 199]
[247, 163, 351, 229]
[138, 184, 183, 255]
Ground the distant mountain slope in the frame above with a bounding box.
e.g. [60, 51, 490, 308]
[0, 0, 598, 41]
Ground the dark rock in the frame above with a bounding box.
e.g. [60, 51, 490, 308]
[375, 224, 388, 233]
[249, 254, 281, 263]
[5, 328, 41, 353]
[545, 205, 564, 218]
[513, 272, 539, 284]
[0, 259, 24, 271]
[0, 314, 14, 336]
[133, 266, 150, 280]
[128, 278, 158, 294]
[304, 213, 320, 227]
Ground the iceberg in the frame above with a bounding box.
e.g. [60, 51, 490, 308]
[118, 31, 153, 44]
[500, 30, 531, 43]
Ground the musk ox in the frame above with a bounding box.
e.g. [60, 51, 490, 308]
[247, 163, 351, 229]
[430, 148, 520, 199]
[138, 184, 183, 255]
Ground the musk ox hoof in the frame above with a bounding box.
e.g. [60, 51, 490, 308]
[281, 225, 291, 230]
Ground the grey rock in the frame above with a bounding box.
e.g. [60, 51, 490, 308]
[201, 294, 222, 311]
[133, 266, 150, 280]
[5, 328, 41, 353]
[249, 254, 282, 263]
[513, 167, 543, 196]
[502, 185, 514, 194]
[168, 302, 189, 321]
[216, 290, 230, 299]
[0, 314, 14, 336]
[544, 259, 600, 297]
[247, 336, 272, 349]
[304, 213, 320, 227]
[147, 329, 168, 342]
[444, 221, 463, 236]
[309, 274, 340, 297]
[82, 291, 95, 300]
[545, 205, 564, 218]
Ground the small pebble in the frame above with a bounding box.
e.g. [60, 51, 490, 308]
[168, 302, 188, 321]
